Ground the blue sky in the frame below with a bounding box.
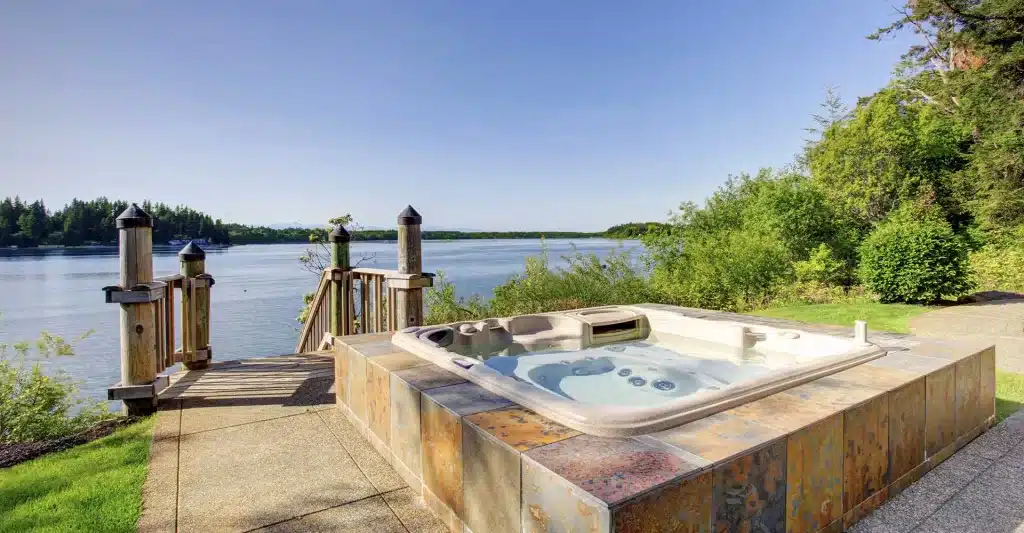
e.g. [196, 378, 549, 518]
[1, 1, 916, 231]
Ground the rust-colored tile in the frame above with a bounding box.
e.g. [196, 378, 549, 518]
[866, 351, 951, 379]
[421, 393, 463, 516]
[925, 365, 956, 457]
[786, 414, 843, 533]
[911, 339, 994, 362]
[888, 379, 926, 481]
[389, 376, 422, 481]
[338, 332, 393, 346]
[646, 411, 785, 465]
[830, 364, 918, 392]
[712, 439, 786, 533]
[334, 344, 350, 406]
[353, 339, 405, 357]
[818, 519, 843, 533]
[521, 455, 611, 533]
[366, 362, 390, 443]
[955, 353, 981, 438]
[393, 364, 466, 392]
[524, 434, 705, 506]
[462, 422, 521, 533]
[348, 348, 368, 423]
[612, 470, 712, 533]
[842, 487, 888, 530]
[780, 376, 886, 410]
[369, 351, 431, 372]
[730, 393, 841, 434]
[978, 347, 996, 427]
[843, 394, 889, 513]
[464, 407, 580, 452]
[422, 382, 514, 417]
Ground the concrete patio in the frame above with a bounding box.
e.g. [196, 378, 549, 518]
[140, 353, 446, 533]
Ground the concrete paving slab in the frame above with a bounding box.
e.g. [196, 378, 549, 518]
[253, 496, 407, 533]
[138, 434, 178, 533]
[317, 408, 406, 493]
[383, 487, 450, 533]
[913, 463, 1024, 533]
[177, 413, 378, 532]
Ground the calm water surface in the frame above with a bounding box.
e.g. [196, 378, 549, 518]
[0, 239, 640, 402]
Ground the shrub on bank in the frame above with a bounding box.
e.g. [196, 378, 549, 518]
[424, 247, 653, 325]
[858, 213, 974, 303]
[649, 228, 793, 311]
[0, 330, 109, 444]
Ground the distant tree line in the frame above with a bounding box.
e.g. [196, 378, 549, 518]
[0, 197, 231, 247]
[0, 196, 640, 247]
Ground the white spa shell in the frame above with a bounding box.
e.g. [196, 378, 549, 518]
[391, 304, 885, 437]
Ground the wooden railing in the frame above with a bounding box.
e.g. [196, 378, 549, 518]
[295, 267, 406, 353]
[296, 270, 334, 353]
[295, 206, 433, 353]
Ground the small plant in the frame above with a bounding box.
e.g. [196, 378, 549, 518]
[793, 244, 850, 286]
[0, 324, 109, 444]
[858, 212, 974, 303]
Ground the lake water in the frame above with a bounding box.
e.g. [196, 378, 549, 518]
[0, 239, 641, 403]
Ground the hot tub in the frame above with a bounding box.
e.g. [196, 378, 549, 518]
[391, 304, 886, 436]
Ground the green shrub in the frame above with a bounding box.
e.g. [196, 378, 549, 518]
[793, 244, 851, 286]
[423, 246, 654, 324]
[649, 228, 793, 311]
[858, 214, 974, 303]
[970, 226, 1024, 293]
[0, 330, 109, 443]
[424, 272, 492, 325]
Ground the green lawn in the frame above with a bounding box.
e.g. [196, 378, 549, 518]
[0, 418, 154, 533]
[997, 370, 1024, 421]
[752, 301, 933, 334]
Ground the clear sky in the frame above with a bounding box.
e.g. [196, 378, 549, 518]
[1, 1, 915, 231]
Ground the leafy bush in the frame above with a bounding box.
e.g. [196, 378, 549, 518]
[970, 226, 1024, 293]
[424, 272, 492, 325]
[649, 227, 793, 311]
[423, 246, 654, 324]
[642, 170, 864, 311]
[0, 330, 109, 444]
[858, 213, 974, 303]
[793, 244, 851, 286]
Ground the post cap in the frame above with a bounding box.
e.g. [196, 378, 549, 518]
[178, 241, 206, 261]
[397, 205, 422, 225]
[115, 203, 153, 229]
[329, 224, 351, 243]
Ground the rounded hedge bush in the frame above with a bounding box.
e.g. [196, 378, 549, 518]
[858, 216, 974, 303]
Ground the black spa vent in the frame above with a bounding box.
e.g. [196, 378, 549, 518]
[592, 319, 639, 336]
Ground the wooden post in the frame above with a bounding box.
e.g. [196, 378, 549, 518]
[179, 241, 211, 370]
[116, 204, 157, 415]
[329, 225, 351, 336]
[394, 205, 424, 329]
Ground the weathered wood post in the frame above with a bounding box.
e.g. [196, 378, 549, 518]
[329, 224, 351, 336]
[111, 204, 158, 415]
[394, 206, 425, 328]
[179, 241, 211, 370]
